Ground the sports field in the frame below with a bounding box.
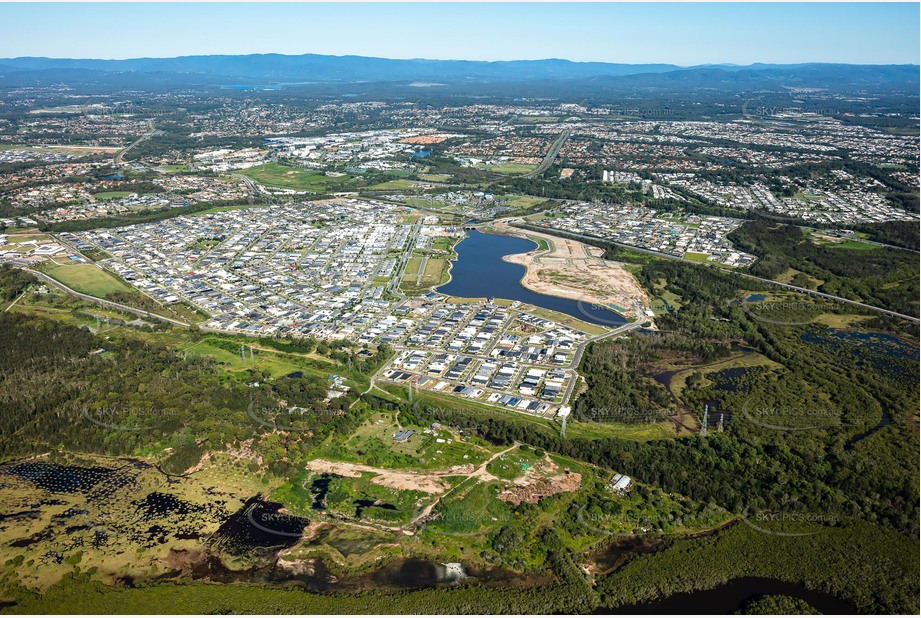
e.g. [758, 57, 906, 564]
[474, 162, 539, 175]
[37, 263, 133, 298]
[239, 163, 355, 191]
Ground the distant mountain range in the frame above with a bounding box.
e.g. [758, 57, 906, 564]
[0, 53, 917, 90]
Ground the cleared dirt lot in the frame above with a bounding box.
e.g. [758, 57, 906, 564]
[495, 222, 651, 322]
[306, 459, 468, 494]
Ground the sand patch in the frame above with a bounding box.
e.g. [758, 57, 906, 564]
[305, 459, 451, 494]
[495, 222, 651, 324]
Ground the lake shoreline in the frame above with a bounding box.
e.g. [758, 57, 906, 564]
[492, 222, 651, 325]
[436, 228, 629, 327]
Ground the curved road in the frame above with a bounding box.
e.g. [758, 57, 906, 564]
[561, 321, 643, 404]
[22, 267, 190, 327]
[114, 120, 158, 166]
[525, 129, 571, 178]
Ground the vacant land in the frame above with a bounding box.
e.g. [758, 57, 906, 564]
[366, 179, 420, 191]
[37, 263, 133, 298]
[501, 194, 548, 209]
[421, 257, 448, 286]
[474, 162, 539, 175]
[240, 163, 355, 192]
[418, 173, 451, 182]
[683, 251, 711, 262]
[495, 222, 651, 323]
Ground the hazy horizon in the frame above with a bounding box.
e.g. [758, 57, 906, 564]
[2, 50, 919, 67]
[0, 3, 918, 65]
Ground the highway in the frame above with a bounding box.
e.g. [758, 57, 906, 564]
[232, 172, 259, 196]
[522, 223, 920, 324]
[723, 269, 920, 324]
[525, 129, 571, 178]
[114, 120, 159, 166]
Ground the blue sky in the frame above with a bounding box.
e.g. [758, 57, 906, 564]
[0, 3, 917, 65]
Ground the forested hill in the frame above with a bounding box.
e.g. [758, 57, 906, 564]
[0, 54, 917, 89]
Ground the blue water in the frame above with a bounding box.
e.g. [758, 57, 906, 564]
[746, 294, 766, 302]
[412, 151, 431, 158]
[800, 328, 918, 381]
[800, 330, 917, 359]
[100, 173, 123, 180]
[437, 230, 627, 327]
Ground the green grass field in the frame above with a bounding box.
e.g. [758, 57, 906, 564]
[430, 237, 457, 253]
[427, 481, 512, 535]
[524, 235, 550, 251]
[420, 257, 448, 286]
[486, 446, 543, 480]
[240, 163, 355, 192]
[366, 179, 419, 191]
[402, 256, 423, 277]
[93, 191, 133, 200]
[501, 195, 548, 209]
[683, 251, 711, 263]
[517, 116, 561, 123]
[401, 257, 448, 291]
[5, 232, 51, 244]
[37, 263, 133, 298]
[314, 412, 491, 471]
[474, 163, 539, 175]
[176, 338, 305, 378]
[418, 173, 452, 182]
[830, 240, 878, 251]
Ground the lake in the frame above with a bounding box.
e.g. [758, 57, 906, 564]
[436, 230, 626, 327]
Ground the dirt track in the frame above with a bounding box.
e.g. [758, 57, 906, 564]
[306, 459, 469, 494]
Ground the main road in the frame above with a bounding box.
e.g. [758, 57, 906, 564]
[723, 269, 920, 324]
[561, 320, 643, 404]
[232, 172, 259, 196]
[19, 265, 190, 328]
[114, 120, 159, 166]
[525, 129, 571, 178]
[519, 223, 919, 324]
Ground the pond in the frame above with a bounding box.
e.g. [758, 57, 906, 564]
[801, 328, 918, 382]
[437, 230, 626, 327]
